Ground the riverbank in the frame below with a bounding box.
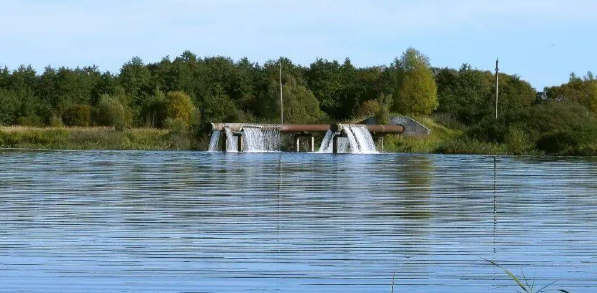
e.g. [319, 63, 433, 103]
[0, 126, 205, 151]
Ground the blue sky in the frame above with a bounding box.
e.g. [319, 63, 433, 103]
[1, 0, 596, 90]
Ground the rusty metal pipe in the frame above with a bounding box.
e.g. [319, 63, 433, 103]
[279, 124, 331, 132]
[212, 123, 330, 133]
[331, 124, 404, 134]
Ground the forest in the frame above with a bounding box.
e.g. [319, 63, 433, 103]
[2, 48, 597, 155]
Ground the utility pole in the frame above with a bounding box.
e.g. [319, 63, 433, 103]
[495, 58, 499, 119]
[279, 59, 284, 124]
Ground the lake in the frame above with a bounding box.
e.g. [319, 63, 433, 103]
[0, 151, 595, 292]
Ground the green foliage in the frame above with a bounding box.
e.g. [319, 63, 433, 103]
[545, 73, 597, 116]
[62, 104, 92, 126]
[356, 99, 381, 119]
[391, 48, 438, 115]
[141, 90, 167, 127]
[0, 89, 18, 125]
[164, 91, 196, 126]
[200, 86, 242, 123]
[283, 77, 326, 123]
[49, 115, 64, 127]
[505, 126, 534, 155]
[258, 77, 326, 124]
[17, 115, 45, 127]
[468, 101, 597, 155]
[94, 94, 131, 129]
[375, 94, 392, 124]
[305, 58, 357, 119]
[119, 57, 151, 108]
[435, 64, 536, 125]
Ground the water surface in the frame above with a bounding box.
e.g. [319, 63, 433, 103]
[0, 151, 596, 292]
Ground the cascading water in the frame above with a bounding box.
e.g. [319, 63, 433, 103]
[208, 130, 221, 152]
[318, 125, 378, 154]
[242, 126, 280, 152]
[221, 124, 281, 153]
[345, 125, 378, 154]
[318, 130, 348, 153]
[224, 127, 238, 152]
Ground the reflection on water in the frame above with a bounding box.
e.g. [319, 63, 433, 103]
[0, 151, 596, 292]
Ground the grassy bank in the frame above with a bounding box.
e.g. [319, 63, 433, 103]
[0, 126, 206, 151]
[381, 115, 532, 155]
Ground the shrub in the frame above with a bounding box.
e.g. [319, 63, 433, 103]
[356, 99, 381, 119]
[505, 126, 534, 155]
[141, 91, 167, 128]
[94, 94, 131, 129]
[62, 104, 92, 126]
[49, 114, 64, 127]
[17, 115, 45, 127]
[165, 91, 195, 126]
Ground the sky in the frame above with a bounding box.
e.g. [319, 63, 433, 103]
[1, 0, 596, 90]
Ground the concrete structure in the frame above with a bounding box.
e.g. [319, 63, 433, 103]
[360, 116, 430, 136]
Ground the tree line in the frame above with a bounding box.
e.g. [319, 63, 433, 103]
[1, 48, 596, 154]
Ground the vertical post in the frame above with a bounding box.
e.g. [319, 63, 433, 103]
[310, 136, 315, 152]
[237, 134, 243, 153]
[380, 136, 384, 152]
[495, 58, 499, 119]
[332, 135, 339, 154]
[280, 59, 284, 125]
[222, 132, 227, 152]
[295, 136, 300, 152]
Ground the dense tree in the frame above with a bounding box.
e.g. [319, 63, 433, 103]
[200, 86, 243, 124]
[141, 90, 167, 128]
[62, 104, 92, 126]
[435, 64, 535, 125]
[119, 57, 152, 108]
[390, 48, 438, 115]
[0, 89, 18, 125]
[257, 77, 325, 124]
[545, 73, 597, 115]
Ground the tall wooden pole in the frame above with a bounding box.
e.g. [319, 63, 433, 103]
[280, 59, 284, 125]
[495, 59, 499, 119]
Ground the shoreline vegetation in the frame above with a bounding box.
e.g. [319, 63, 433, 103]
[2, 48, 597, 155]
[0, 117, 544, 155]
[0, 126, 204, 151]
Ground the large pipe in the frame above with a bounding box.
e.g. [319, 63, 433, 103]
[211, 123, 330, 133]
[279, 124, 331, 132]
[331, 124, 404, 134]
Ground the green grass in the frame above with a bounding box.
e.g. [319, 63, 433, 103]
[0, 126, 204, 151]
[378, 114, 511, 155]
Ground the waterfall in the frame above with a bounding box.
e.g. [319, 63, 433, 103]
[221, 124, 281, 152]
[224, 127, 238, 152]
[318, 130, 348, 153]
[208, 130, 221, 152]
[318, 125, 377, 154]
[242, 126, 280, 152]
[318, 130, 334, 153]
[345, 125, 378, 154]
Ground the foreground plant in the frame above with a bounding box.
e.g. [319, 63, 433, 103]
[484, 258, 571, 293]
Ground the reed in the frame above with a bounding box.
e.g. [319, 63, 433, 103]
[0, 126, 204, 150]
[484, 259, 571, 293]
